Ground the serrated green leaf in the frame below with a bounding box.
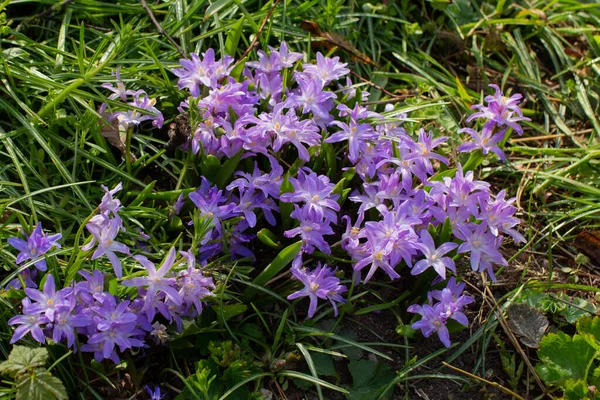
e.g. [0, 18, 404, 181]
[0, 347, 48, 378]
[16, 370, 67, 400]
[577, 316, 600, 342]
[564, 379, 590, 400]
[536, 331, 597, 385]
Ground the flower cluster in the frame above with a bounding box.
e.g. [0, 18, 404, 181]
[408, 278, 474, 347]
[8, 248, 215, 362]
[458, 83, 531, 159]
[286, 263, 346, 318]
[5, 44, 527, 357]
[82, 182, 130, 278]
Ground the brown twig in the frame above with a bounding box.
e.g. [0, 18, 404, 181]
[482, 283, 553, 398]
[442, 362, 525, 400]
[140, 0, 186, 58]
[235, 0, 282, 65]
[349, 70, 406, 100]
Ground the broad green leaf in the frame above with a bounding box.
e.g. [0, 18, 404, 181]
[215, 151, 243, 188]
[577, 316, 600, 342]
[200, 155, 222, 183]
[0, 347, 48, 378]
[563, 299, 597, 324]
[536, 331, 597, 385]
[348, 359, 395, 400]
[212, 304, 247, 322]
[564, 379, 590, 400]
[16, 371, 67, 400]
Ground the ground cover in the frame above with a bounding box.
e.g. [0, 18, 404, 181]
[1, 1, 600, 399]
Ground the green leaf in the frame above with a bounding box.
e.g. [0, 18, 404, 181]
[577, 316, 600, 342]
[244, 241, 302, 301]
[224, 17, 244, 57]
[506, 303, 549, 348]
[205, 0, 233, 19]
[563, 298, 597, 324]
[200, 155, 222, 183]
[563, 379, 590, 400]
[128, 180, 156, 207]
[310, 352, 336, 377]
[348, 360, 395, 400]
[16, 370, 67, 400]
[212, 304, 248, 322]
[0, 347, 49, 378]
[215, 151, 243, 188]
[256, 228, 281, 249]
[536, 331, 597, 385]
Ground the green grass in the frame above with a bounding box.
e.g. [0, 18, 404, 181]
[1, 0, 600, 399]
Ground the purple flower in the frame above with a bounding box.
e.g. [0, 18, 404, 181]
[353, 228, 399, 283]
[114, 93, 164, 129]
[303, 52, 350, 87]
[227, 155, 283, 199]
[479, 190, 524, 243]
[284, 206, 334, 254]
[326, 118, 378, 164]
[146, 385, 166, 400]
[176, 250, 215, 315]
[8, 222, 62, 271]
[411, 231, 458, 279]
[92, 297, 138, 331]
[456, 223, 507, 276]
[246, 48, 283, 73]
[287, 264, 347, 318]
[52, 302, 93, 349]
[280, 168, 340, 222]
[82, 218, 130, 278]
[172, 49, 234, 94]
[188, 179, 237, 236]
[101, 68, 141, 102]
[7, 268, 38, 290]
[270, 41, 303, 68]
[288, 77, 336, 121]
[408, 303, 451, 348]
[24, 274, 66, 321]
[467, 84, 530, 135]
[173, 193, 186, 215]
[458, 125, 507, 161]
[76, 270, 107, 305]
[85, 321, 144, 362]
[8, 298, 49, 344]
[99, 182, 123, 217]
[403, 129, 449, 176]
[123, 248, 182, 318]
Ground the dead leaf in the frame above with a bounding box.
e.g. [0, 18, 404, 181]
[507, 303, 549, 348]
[300, 20, 378, 67]
[574, 231, 600, 267]
[100, 120, 136, 163]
